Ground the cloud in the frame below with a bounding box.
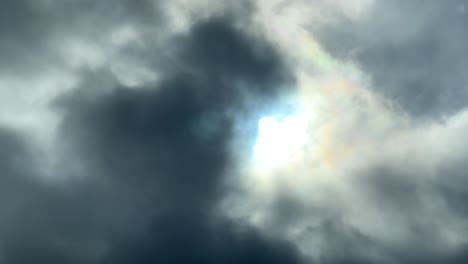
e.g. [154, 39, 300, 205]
[221, 1, 468, 263]
[0, 2, 305, 262]
[2, 0, 468, 264]
[59, 16, 303, 264]
[315, 0, 468, 118]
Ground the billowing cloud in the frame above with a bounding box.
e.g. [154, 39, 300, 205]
[2, 1, 468, 264]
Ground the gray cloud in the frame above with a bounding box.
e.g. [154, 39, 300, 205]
[0, 2, 305, 262]
[3, 0, 468, 264]
[0, 0, 159, 75]
[315, 0, 468, 118]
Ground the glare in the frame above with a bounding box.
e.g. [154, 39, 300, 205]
[253, 115, 308, 169]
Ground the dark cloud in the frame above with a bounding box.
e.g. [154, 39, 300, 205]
[0, 11, 304, 263]
[315, 0, 468, 118]
[61, 17, 300, 264]
[105, 214, 304, 264]
[0, 0, 161, 76]
[5, 1, 468, 263]
[0, 129, 112, 263]
[0, 0, 55, 74]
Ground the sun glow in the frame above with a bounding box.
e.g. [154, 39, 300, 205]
[253, 115, 308, 169]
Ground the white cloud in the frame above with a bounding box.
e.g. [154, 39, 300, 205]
[224, 0, 468, 261]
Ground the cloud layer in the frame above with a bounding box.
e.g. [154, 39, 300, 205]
[2, 1, 468, 264]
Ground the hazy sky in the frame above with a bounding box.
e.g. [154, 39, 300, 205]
[1, 0, 468, 263]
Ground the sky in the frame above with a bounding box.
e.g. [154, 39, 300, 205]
[1, 0, 468, 263]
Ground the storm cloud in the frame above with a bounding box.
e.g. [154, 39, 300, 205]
[2, 0, 468, 264]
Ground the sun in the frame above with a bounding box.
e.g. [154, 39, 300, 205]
[253, 114, 308, 170]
